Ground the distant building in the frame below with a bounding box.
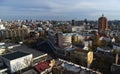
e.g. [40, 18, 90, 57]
[39, 30, 46, 38]
[98, 14, 108, 35]
[1, 28, 30, 41]
[56, 32, 94, 48]
[111, 37, 115, 43]
[52, 59, 100, 74]
[99, 36, 111, 42]
[0, 51, 33, 73]
[113, 43, 120, 52]
[30, 30, 46, 39]
[72, 26, 85, 32]
[72, 20, 75, 26]
[83, 40, 92, 50]
[72, 34, 82, 44]
[57, 33, 72, 48]
[84, 19, 88, 25]
[0, 24, 5, 30]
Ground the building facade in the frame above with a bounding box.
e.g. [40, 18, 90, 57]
[98, 14, 108, 35]
[57, 33, 72, 48]
[0, 28, 30, 41]
[1, 51, 33, 73]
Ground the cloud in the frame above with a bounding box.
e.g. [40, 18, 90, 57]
[0, 0, 120, 20]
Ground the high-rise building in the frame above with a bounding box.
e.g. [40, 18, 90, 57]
[98, 14, 108, 34]
[84, 19, 88, 25]
[72, 20, 75, 26]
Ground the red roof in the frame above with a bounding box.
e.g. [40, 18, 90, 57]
[35, 61, 50, 73]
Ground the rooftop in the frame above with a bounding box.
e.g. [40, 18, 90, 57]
[2, 51, 30, 60]
[53, 59, 101, 74]
[35, 61, 50, 73]
[10, 45, 44, 58]
[22, 69, 38, 74]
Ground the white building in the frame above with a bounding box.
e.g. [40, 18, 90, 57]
[83, 40, 92, 50]
[57, 33, 73, 48]
[62, 33, 72, 48]
[1, 51, 33, 73]
[72, 26, 85, 32]
[72, 34, 83, 43]
[0, 42, 6, 55]
[111, 38, 115, 43]
[0, 24, 5, 30]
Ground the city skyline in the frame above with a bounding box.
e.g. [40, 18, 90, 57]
[0, 0, 120, 20]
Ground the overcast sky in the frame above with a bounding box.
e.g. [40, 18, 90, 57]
[0, 0, 120, 20]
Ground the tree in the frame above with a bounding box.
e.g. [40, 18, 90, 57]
[91, 53, 113, 74]
[113, 49, 119, 64]
[92, 35, 100, 49]
[24, 57, 32, 67]
[87, 45, 93, 68]
[115, 36, 120, 43]
[12, 62, 23, 74]
[88, 44, 93, 51]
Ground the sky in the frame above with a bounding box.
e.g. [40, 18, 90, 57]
[0, 0, 120, 20]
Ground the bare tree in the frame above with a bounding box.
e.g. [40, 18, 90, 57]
[12, 62, 23, 74]
[24, 57, 32, 67]
[113, 49, 119, 64]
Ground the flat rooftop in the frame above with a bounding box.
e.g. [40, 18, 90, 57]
[10, 45, 44, 58]
[22, 69, 38, 74]
[2, 51, 30, 60]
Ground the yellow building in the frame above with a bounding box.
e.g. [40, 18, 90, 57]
[1, 28, 30, 41]
[72, 34, 81, 44]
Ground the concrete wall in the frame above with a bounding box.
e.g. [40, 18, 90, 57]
[10, 54, 33, 73]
